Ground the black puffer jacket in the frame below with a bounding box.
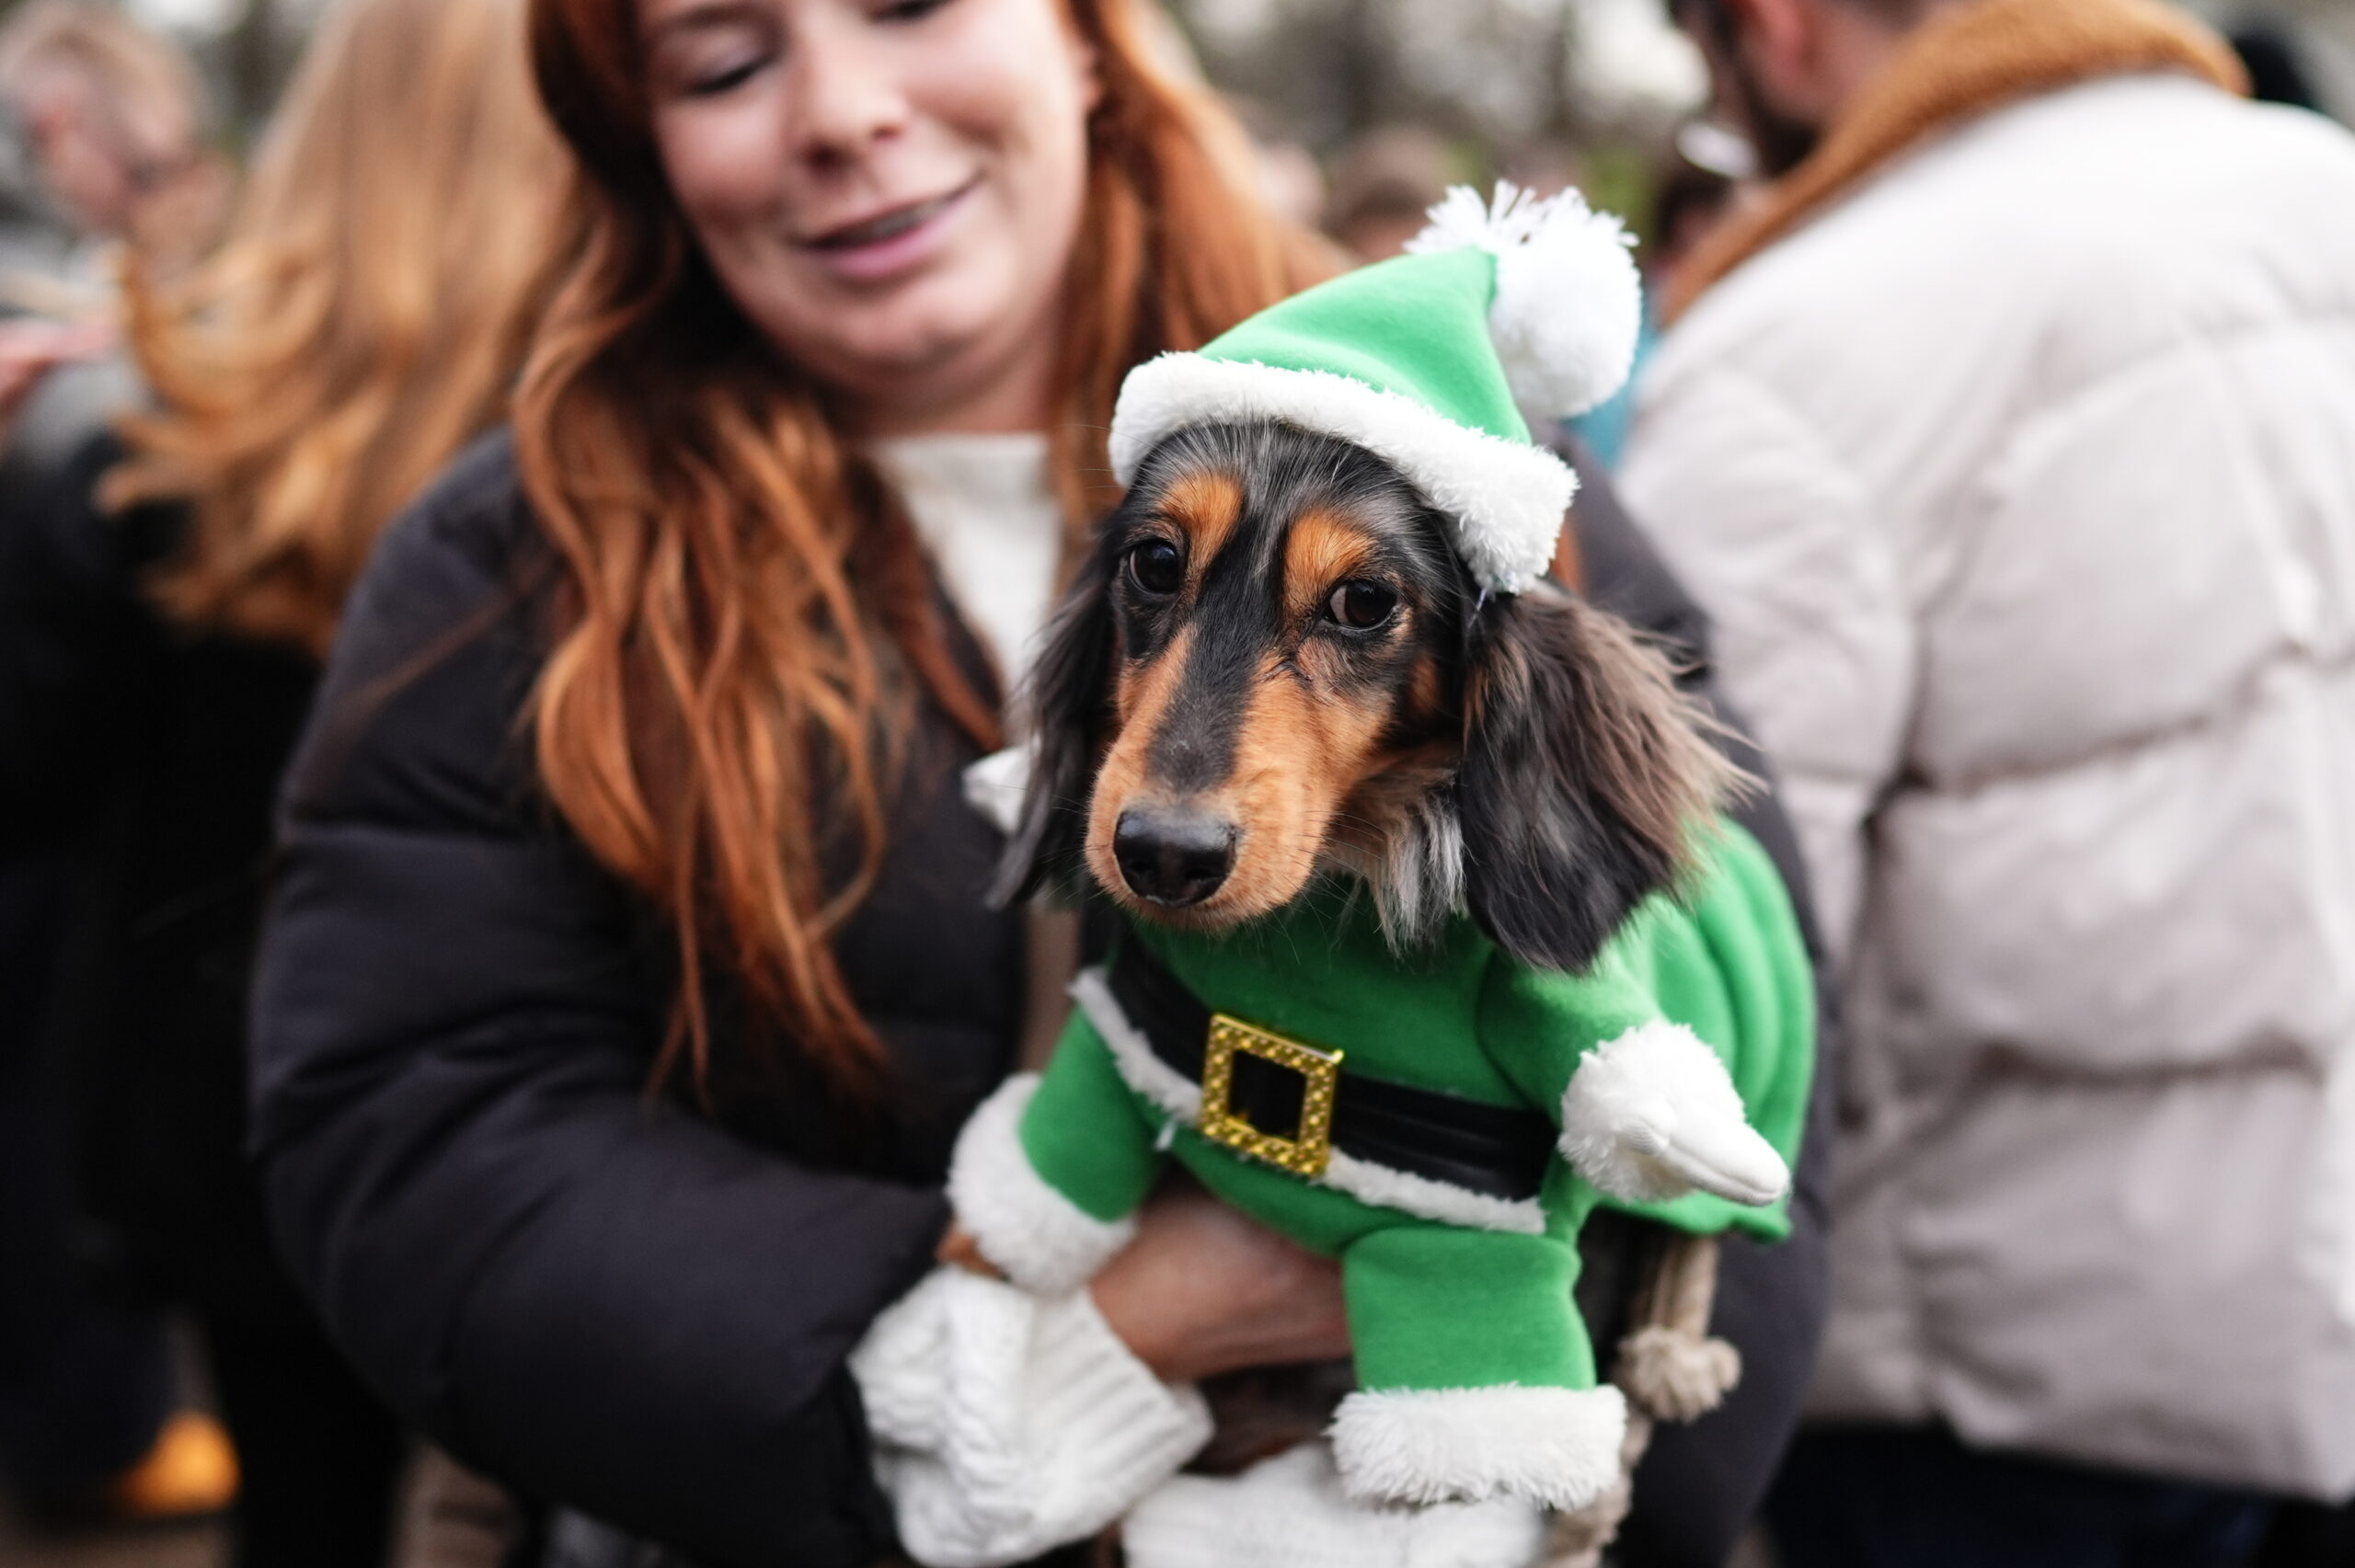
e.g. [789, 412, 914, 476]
[251, 431, 1830, 1568]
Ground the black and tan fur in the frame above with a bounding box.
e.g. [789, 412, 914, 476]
[996, 422, 1737, 975]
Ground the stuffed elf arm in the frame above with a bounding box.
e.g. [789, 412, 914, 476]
[1481, 933, 1788, 1209]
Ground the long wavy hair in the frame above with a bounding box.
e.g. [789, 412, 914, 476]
[109, 0, 568, 655]
[523, 0, 1327, 1095]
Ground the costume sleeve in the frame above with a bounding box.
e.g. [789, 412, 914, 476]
[849, 1266, 1211, 1568]
[1476, 827, 1796, 1218]
[1620, 364, 1914, 967]
[1475, 934, 1666, 1126]
[1592, 825, 1816, 1241]
[948, 1013, 1162, 1294]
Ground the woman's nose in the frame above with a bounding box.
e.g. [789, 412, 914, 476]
[785, 10, 911, 166]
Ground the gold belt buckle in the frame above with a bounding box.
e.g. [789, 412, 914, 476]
[1200, 1013, 1343, 1177]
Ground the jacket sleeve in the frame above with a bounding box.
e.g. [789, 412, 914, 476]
[1616, 368, 1915, 966]
[248, 474, 943, 1568]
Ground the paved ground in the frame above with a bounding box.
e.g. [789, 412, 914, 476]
[0, 1499, 224, 1568]
[0, 1458, 1781, 1568]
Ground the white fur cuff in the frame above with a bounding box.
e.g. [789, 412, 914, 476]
[1124, 1444, 1545, 1568]
[1558, 1023, 1788, 1207]
[948, 1074, 1136, 1294]
[1328, 1384, 1627, 1510]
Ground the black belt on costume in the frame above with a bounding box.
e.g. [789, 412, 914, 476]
[1106, 937, 1557, 1202]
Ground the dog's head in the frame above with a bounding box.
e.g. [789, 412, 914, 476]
[995, 421, 1736, 974]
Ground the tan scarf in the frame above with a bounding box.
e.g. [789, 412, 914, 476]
[1665, 0, 2247, 320]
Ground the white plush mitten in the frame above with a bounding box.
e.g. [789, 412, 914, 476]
[1559, 1024, 1787, 1206]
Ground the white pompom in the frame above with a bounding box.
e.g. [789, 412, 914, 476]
[1407, 181, 1644, 420]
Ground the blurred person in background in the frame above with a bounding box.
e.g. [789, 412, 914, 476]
[1322, 121, 1452, 260]
[0, 0, 569, 1562]
[0, 0, 230, 498]
[0, 0, 230, 278]
[0, 0, 231, 1535]
[238, 0, 1834, 1563]
[1623, 0, 2355, 1560]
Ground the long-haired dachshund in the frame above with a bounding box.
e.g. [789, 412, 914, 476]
[948, 425, 1811, 1556]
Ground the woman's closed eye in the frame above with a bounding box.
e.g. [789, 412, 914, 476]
[870, 0, 957, 22]
[685, 51, 769, 96]
[649, 15, 777, 99]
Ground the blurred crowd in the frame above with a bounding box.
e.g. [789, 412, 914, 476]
[0, 1, 2349, 1567]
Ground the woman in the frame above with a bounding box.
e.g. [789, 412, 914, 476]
[0, 0, 566, 1561]
[250, 1, 1832, 1563]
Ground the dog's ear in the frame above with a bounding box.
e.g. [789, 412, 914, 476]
[989, 540, 1120, 908]
[1456, 589, 1740, 973]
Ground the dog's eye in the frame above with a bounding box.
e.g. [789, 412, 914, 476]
[1127, 539, 1184, 595]
[1327, 580, 1398, 630]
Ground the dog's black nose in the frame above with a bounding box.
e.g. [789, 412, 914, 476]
[1113, 806, 1235, 907]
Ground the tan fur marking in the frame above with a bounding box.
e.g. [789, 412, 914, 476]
[1281, 506, 1380, 624]
[1085, 625, 1190, 899]
[1158, 470, 1246, 582]
[1405, 649, 1446, 727]
[1210, 649, 1396, 920]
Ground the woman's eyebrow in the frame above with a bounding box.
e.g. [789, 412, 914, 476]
[642, 0, 766, 40]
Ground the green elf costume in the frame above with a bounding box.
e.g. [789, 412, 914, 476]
[949, 187, 1816, 1559]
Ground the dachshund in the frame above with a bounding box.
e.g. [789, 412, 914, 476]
[949, 418, 1806, 1553]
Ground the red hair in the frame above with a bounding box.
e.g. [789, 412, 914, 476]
[522, 0, 1332, 1093]
[112, 0, 563, 655]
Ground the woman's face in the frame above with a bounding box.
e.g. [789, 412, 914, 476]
[640, 0, 1099, 433]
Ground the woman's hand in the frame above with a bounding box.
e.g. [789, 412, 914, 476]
[1084, 1185, 1350, 1385]
[0, 318, 113, 447]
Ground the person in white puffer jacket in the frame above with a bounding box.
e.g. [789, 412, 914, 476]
[1622, 0, 2355, 1557]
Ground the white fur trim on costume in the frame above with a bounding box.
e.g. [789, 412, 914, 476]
[1406, 183, 1643, 422]
[1109, 356, 1576, 594]
[1323, 1149, 1545, 1236]
[1329, 1384, 1627, 1510]
[948, 1074, 1136, 1295]
[1071, 967, 1546, 1235]
[1073, 967, 1200, 1121]
[1557, 1023, 1789, 1207]
[1123, 1443, 1545, 1568]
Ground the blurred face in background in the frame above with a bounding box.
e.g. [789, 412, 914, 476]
[639, 0, 1100, 434]
[1674, 0, 1826, 178]
[11, 57, 214, 246]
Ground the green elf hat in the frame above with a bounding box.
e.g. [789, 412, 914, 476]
[1109, 182, 1643, 594]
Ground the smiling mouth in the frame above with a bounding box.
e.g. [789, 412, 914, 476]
[805, 181, 975, 250]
